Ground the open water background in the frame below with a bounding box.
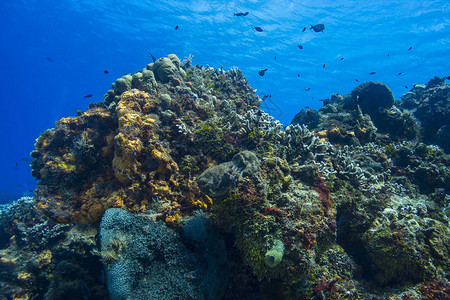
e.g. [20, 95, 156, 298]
[1, 0, 449, 201]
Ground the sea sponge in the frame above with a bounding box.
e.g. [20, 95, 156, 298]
[264, 239, 285, 268]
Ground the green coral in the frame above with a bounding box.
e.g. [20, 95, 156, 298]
[194, 120, 237, 162]
[264, 239, 285, 268]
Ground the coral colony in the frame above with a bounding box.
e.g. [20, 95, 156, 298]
[0, 54, 449, 299]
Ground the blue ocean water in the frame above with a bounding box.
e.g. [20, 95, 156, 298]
[1, 0, 449, 201]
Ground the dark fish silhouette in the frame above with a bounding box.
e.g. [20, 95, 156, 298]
[104, 70, 109, 74]
[302, 27, 306, 32]
[46, 57, 53, 62]
[254, 26, 263, 32]
[234, 12, 249, 16]
[340, 57, 344, 60]
[310, 24, 325, 32]
[444, 76, 450, 80]
[369, 72, 376, 75]
[405, 86, 408, 89]
[297, 74, 300, 77]
[175, 25, 179, 30]
[297, 44, 303, 49]
[387, 54, 390, 57]
[274, 56, 277, 61]
[261, 94, 271, 101]
[323, 64, 325, 68]
[258, 69, 268, 76]
[355, 79, 359, 82]
[304, 88, 311, 91]
[397, 72, 402, 75]
[408, 46, 412, 50]
[150, 53, 157, 62]
[84, 94, 93, 98]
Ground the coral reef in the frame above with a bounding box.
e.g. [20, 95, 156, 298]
[400, 76, 450, 150]
[22, 54, 450, 299]
[100, 208, 227, 300]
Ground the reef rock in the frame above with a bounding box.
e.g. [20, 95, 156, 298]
[197, 150, 259, 199]
[400, 76, 450, 149]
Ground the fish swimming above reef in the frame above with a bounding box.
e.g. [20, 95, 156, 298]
[408, 46, 412, 50]
[302, 27, 306, 32]
[175, 25, 179, 30]
[104, 70, 109, 74]
[254, 26, 263, 32]
[259, 69, 268, 76]
[304, 88, 311, 91]
[274, 56, 277, 61]
[234, 12, 249, 16]
[46, 57, 53, 62]
[355, 79, 359, 82]
[398, 72, 402, 75]
[323, 64, 325, 68]
[84, 94, 93, 98]
[149, 53, 157, 62]
[261, 94, 271, 101]
[297, 44, 303, 49]
[369, 72, 376, 75]
[340, 57, 344, 60]
[310, 24, 325, 32]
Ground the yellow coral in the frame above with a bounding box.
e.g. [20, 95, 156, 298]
[17, 271, 31, 281]
[37, 249, 52, 268]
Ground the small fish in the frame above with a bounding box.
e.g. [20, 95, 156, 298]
[274, 56, 277, 61]
[149, 53, 157, 62]
[408, 46, 412, 50]
[261, 94, 271, 101]
[369, 72, 376, 75]
[323, 64, 325, 68]
[387, 53, 390, 57]
[175, 25, 179, 30]
[302, 27, 306, 32]
[28, 190, 33, 193]
[15, 162, 18, 167]
[254, 26, 263, 32]
[234, 12, 249, 16]
[444, 76, 450, 80]
[304, 88, 311, 91]
[355, 79, 359, 82]
[258, 69, 268, 76]
[84, 94, 93, 98]
[16, 184, 21, 188]
[405, 85, 408, 89]
[310, 24, 325, 32]
[297, 44, 303, 49]
[397, 72, 402, 75]
[104, 70, 109, 74]
[340, 57, 344, 60]
[46, 57, 53, 62]
[297, 74, 300, 77]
